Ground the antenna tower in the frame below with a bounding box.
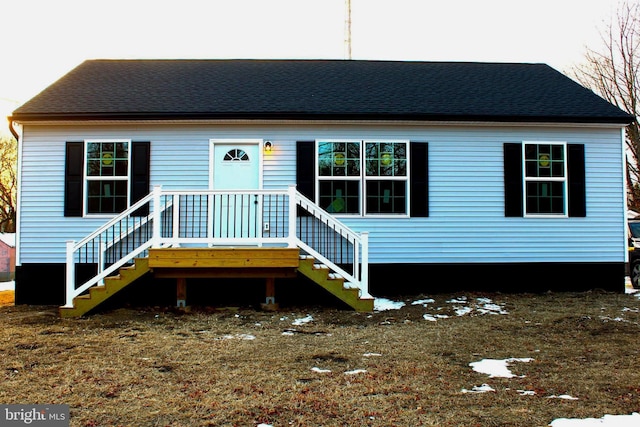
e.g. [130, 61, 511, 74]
[344, 0, 352, 59]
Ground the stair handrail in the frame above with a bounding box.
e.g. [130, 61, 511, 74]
[291, 186, 369, 297]
[64, 190, 161, 307]
[72, 192, 156, 250]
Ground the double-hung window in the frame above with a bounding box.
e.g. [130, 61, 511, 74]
[504, 141, 585, 218]
[85, 140, 131, 215]
[317, 140, 409, 215]
[523, 142, 567, 216]
[65, 139, 149, 218]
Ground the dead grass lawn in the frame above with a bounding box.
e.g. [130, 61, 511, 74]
[1, 290, 639, 426]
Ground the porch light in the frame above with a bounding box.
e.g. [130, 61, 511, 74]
[264, 140, 273, 152]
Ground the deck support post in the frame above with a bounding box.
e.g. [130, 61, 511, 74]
[176, 278, 187, 308]
[261, 277, 279, 311]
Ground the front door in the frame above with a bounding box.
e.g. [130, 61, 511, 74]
[210, 140, 262, 239]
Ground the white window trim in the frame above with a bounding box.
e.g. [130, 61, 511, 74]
[83, 139, 132, 217]
[522, 141, 568, 218]
[315, 139, 410, 218]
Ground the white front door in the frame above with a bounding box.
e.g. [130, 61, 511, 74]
[210, 140, 262, 239]
[212, 143, 261, 190]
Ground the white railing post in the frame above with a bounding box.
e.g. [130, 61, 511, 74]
[152, 185, 162, 248]
[207, 193, 214, 243]
[360, 231, 369, 296]
[98, 242, 106, 286]
[172, 194, 180, 246]
[287, 185, 297, 247]
[64, 240, 75, 308]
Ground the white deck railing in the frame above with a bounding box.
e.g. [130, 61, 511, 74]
[64, 185, 369, 307]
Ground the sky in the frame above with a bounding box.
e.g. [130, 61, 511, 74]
[0, 0, 626, 136]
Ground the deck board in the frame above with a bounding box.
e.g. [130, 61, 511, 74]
[148, 247, 300, 269]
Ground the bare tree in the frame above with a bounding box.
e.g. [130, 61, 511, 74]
[570, 1, 640, 211]
[0, 135, 17, 232]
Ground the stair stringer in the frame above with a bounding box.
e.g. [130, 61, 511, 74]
[59, 258, 151, 318]
[296, 256, 374, 312]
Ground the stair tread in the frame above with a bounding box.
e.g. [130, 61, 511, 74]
[64, 258, 151, 317]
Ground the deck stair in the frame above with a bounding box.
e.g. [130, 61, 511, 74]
[59, 258, 150, 318]
[297, 255, 374, 312]
[61, 186, 373, 317]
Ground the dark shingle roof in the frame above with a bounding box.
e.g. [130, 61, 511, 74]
[10, 59, 634, 124]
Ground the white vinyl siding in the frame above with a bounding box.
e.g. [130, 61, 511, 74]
[17, 123, 626, 266]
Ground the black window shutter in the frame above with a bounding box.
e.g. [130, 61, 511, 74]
[130, 141, 151, 216]
[567, 143, 586, 217]
[410, 142, 429, 217]
[504, 143, 523, 217]
[296, 141, 315, 201]
[64, 141, 84, 217]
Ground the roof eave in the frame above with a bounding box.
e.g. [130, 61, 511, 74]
[9, 111, 635, 126]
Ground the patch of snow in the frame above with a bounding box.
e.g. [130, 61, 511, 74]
[517, 390, 536, 396]
[362, 353, 382, 357]
[549, 413, 640, 426]
[374, 298, 405, 311]
[219, 334, 256, 341]
[470, 358, 534, 378]
[454, 306, 473, 316]
[423, 314, 450, 321]
[476, 301, 509, 315]
[0, 281, 14, 291]
[547, 394, 579, 400]
[344, 369, 367, 375]
[461, 384, 495, 393]
[292, 315, 314, 326]
[448, 296, 508, 316]
[311, 367, 331, 373]
[603, 316, 625, 322]
[412, 298, 435, 306]
[624, 276, 637, 294]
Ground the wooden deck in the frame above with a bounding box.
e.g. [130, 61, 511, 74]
[61, 247, 373, 316]
[61, 187, 371, 316]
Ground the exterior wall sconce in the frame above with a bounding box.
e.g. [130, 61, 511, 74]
[264, 141, 273, 152]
